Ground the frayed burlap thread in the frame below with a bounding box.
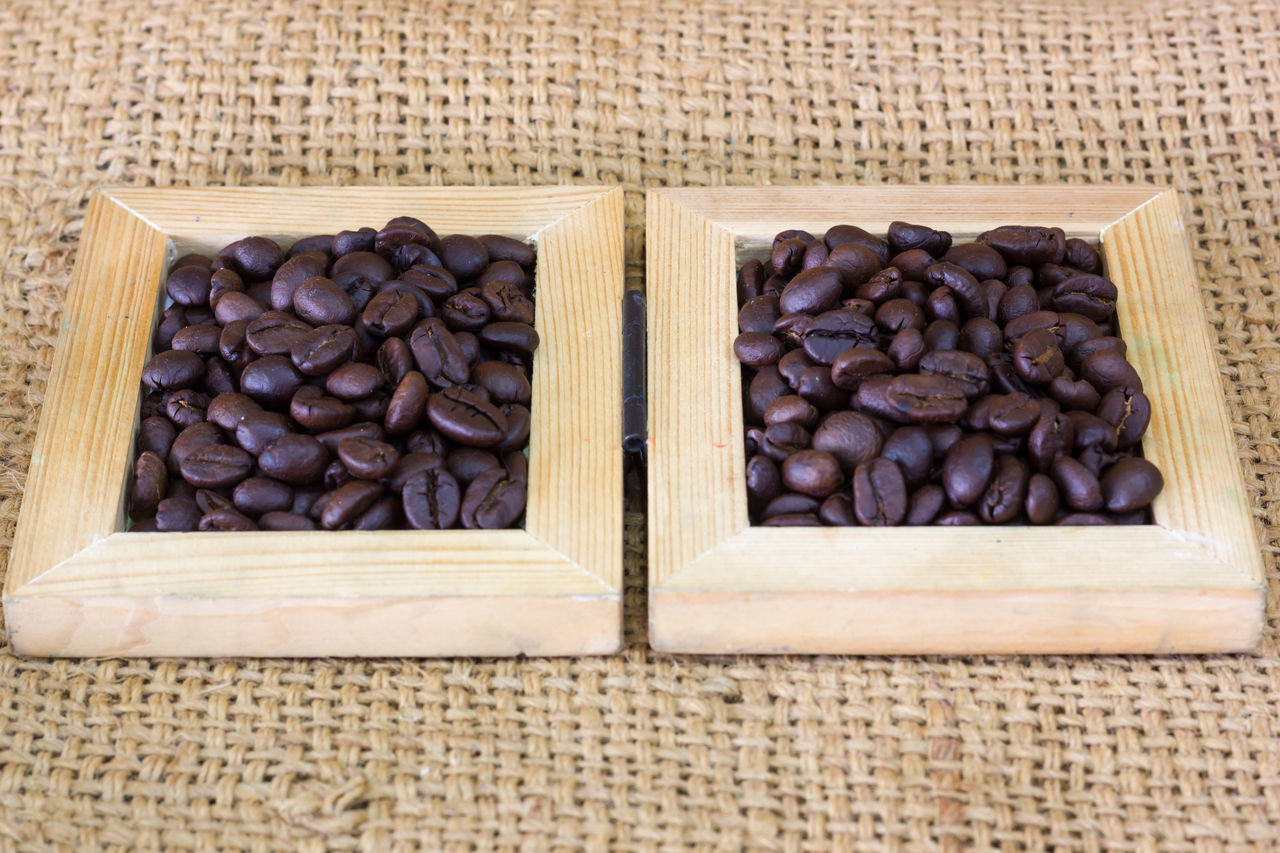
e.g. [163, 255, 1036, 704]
[1, 0, 1279, 849]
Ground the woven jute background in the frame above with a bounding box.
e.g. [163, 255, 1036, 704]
[2, 0, 1279, 848]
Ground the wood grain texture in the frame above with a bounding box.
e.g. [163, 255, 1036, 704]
[646, 186, 1264, 655]
[5, 187, 625, 657]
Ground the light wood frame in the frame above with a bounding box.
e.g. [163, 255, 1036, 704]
[5, 186, 625, 657]
[646, 186, 1265, 655]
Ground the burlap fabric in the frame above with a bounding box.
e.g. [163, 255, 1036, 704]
[1, 0, 1278, 848]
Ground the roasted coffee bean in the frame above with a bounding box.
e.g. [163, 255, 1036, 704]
[402, 468, 462, 529]
[830, 347, 893, 390]
[460, 469, 526, 529]
[875, 298, 927, 334]
[497, 403, 531, 453]
[982, 279, 1006, 320]
[1050, 456, 1103, 511]
[153, 497, 202, 531]
[1063, 238, 1103, 274]
[1054, 512, 1113, 525]
[289, 324, 356, 376]
[1068, 335, 1125, 371]
[479, 234, 535, 269]
[987, 354, 1036, 396]
[761, 492, 822, 519]
[131, 451, 168, 515]
[1096, 387, 1150, 448]
[217, 237, 283, 281]
[761, 513, 823, 526]
[811, 411, 883, 474]
[203, 357, 236, 397]
[739, 295, 782, 335]
[231, 411, 288, 456]
[180, 444, 254, 489]
[315, 421, 385, 452]
[889, 249, 935, 281]
[360, 286, 421, 338]
[746, 366, 789, 424]
[245, 311, 311, 356]
[818, 492, 857, 526]
[958, 318, 1003, 361]
[375, 217, 437, 256]
[942, 434, 996, 507]
[1011, 328, 1065, 385]
[746, 454, 783, 515]
[387, 452, 445, 493]
[925, 286, 961, 325]
[471, 361, 531, 405]
[481, 279, 535, 324]
[138, 415, 178, 459]
[440, 288, 492, 331]
[259, 511, 317, 531]
[764, 395, 819, 429]
[290, 386, 355, 432]
[925, 262, 987, 318]
[918, 349, 989, 398]
[1026, 413, 1075, 471]
[997, 284, 1039, 325]
[331, 251, 394, 291]
[1047, 373, 1101, 411]
[781, 450, 843, 498]
[880, 426, 932, 488]
[401, 265, 459, 303]
[163, 388, 209, 427]
[734, 332, 783, 367]
[887, 221, 952, 257]
[349, 393, 389, 422]
[233, 477, 294, 517]
[337, 437, 400, 480]
[445, 448, 502, 487]
[153, 306, 187, 351]
[770, 237, 808, 278]
[437, 234, 489, 281]
[208, 268, 245, 311]
[886, 328, 927, 372]
[978, 454, 1029, 523]
[166, 265, 212, 307]
[1069, 410, 1119, 452]
[290, 277, 354, 326]
[886, 374, 968, 423]
[476, 261, 529, 290]
[1053, 274, 1117, 322]
[213, 290, 266, 326]
[321, 481, 385, 530]
[1080, 349, 1143, 393]
[142, 350, 205, 391]
[1100, 458, 1163, 512]
[757, 422, 811, 463]
[352, 498, 399, 530]
[1056, 312, 1102, 354]
[199, 508, 258, 531]
[825, 242, 882, 290]
[259, 434, 328, 485]
[977, 225, 1065, 267]
[325, 362, 384, 400]
[906, 484, 947, 525]
[943, 243, 1007, 285]
[1023, 473, 1060, 524]
[240, 355, 304, 407]
[478, 321, 539, 358]
[382, 371, 429, 434]
[779, 267, 843, 315]
[853, 457, 908, 526]
[426, 386, 507, 447]
[270, 251, 329, 311]
[171, 323, 222, 355]
[796, 366, 848, 411]
[409, 318, 470, 387]
[987, 392, 1041, 436]
[169, 422, 224, 475]
[923, 319, 960, 352]
[935, 510, 982, 525]
[825, 224, 890, 265]
[856, 267, 902, 303]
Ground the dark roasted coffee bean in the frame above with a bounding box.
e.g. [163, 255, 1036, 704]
[360, 288, 419, 337]
[739, 295, 782, 335]
[375, 217, 437, 256]
[1024, 473, 1059, 524]
[1036, 263, 1083, 290]
[332, 251, 394, 291]
[470, 361, 531, 405]
[997, 283, 1039, 325]
[761, 493, 822, 519]
[1047, 373, 1101, 411]
[977, 225, 1065, 267]
[479, 234, 535, 269]
[290, 386, 355, 432]
[830, 347, 893, 390]
[923, 319, 960, 352]
[478, 321, 539, 357]
[738, 258, 766, 301]
[927, 423, 964, 460]
[437, 234, 489, 281]
[1051, 456, 1103, 511]
[887, 221, 952, 257]
[497, 403, 531, 453]
[986, 393, 1040, 437]
[764, 395, 819, 429]
[198, 508, 258, 531]
[409, 318, 470, 387]
[213, 290, 266, 326]
[781, 450, 843, 498]
[208, 268, 245, 311]
[203, 358, 236, 397]
[153, 306, 186, 351]
[906, 484, 947, 525]
[169, 422, 224, 475]
[390, 243, 442, 271]
[440, 288, 492, 331]
[987, 354, 1036, 397]
[195, 488, 235, 516]
[1012, 328, 1065, 385]
[387, 452, 445, 493]
[817, 492, 855, 526]
[426, 386, 507, 447]
[173, 252, 213, 272]
[1080, 350, 1143, 393]
[314, 422, 385, 452]
[978, 454, 1029, 523]
[138, 415, 178, 459]
[885, 374, 968, 423]
[853, 457, 908, 526]
[1069, 410, 1119, 453]
[348, 393, 389, 422]
[245, 311, 312, 356]
[746, 366, 789, 424]
[981, 279, 1006, 320]
[1004, 310, 1061, 347]
[773, 313, 815, 349]
[734, 332, 783, 367]
[855, 267, 902, 303]
[746, 454, 782, 516]
[259, 511, 317, 531]
[874, 298, 926, 334]
[886, 327, 927, 372]
[214, 320, 251, 368]
[796, 366, 848, 411]
[776, 348, 814, 388]
[401, 265, 459, 303]
[291, 277, 355, 326]
[824, 242, 882, 290]
[460, 469, 527, 529]
[231, 411, 288, 456]
[1068, 336, 1126, 371]
[1056, 312, 1102, 354]
[325, 362, 384, 401]
[270, 251, 329, 311]
[758, 422, 811, 463]
[779, 267, 842, 315]
[259, 434, 329, 485]
[481, 278, 535, 325]
[925, 286, 960, 325]
[770, 237, 808, 278]
[925, 262, 987, 318]
[163, 389, 209, 428]
[881, 426, 933, 488]
[289, 324, 356, 376]
[1100, 457, 1163, 512]
[170, 323, 222, 355]
[233, 477, 294, 517]
[935, 510, 981, 525]
[166, 265, 212, 307]
[402, 468, 462, 529]
[337, 437, 400, 480]
[1054, 511, 1114, 525]
[446, 447, 503, 487]
[131, 450, 168, 515]
[959, 318, 1003, 361]
[824, 224, 890, 265]
[153, 497, 201, 531]
[1053, 274, 1117, 322]
[290, 236, 335, 258]
[811, 411, 883, 475]
[352, 498, 398, 530]
[918, 350, 989, 398]
[943, 243, 1006, 284]
[942, 434, 996, 507]
[180, 444, 254, 489]
[1063, 238, 1103, 274]
[889, 250, 935, 284]
[1026, 413, 1075, 472]
[1097, 387, 1150, 449]
[321, 481, 385, 530]
[217, 236, 283, 281]
[240, 355, 304, 407]
[384, 371, 429, 434]
[142, 350, 204, 391]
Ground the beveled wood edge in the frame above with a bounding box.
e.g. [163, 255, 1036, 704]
[645, 186, 1265, 653]
[649, 586, 1263, 655]
[5, 590, 622, 658]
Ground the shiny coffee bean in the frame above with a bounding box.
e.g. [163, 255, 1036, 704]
[1063, 238, 1103, 274]
[213, 291, 266, 326]
[460, 469, 526, 529]
[818, 493, 856, 526]
[386, 452, 444, 493]
[240, 355, 304, 407]
[163, 389, 209, 428]
[777, 349, 814, 389]
[326, 362, 384, 400]
[796, 366, 848, 411]
[764, 395, 819, 429]
[245, 311, 311, 356]
[889, 249, 934, 281]
[168, 422, 225, 475]
[1100, 457, 1164, 512]
[199, 509, 259, 531]
[1050, 456, 1103, 511]
[290, 387, 355, 432]
[470, 361, 531, 405]
[154, 497, 202, 531]
[142, 350, 205, 391]
[233, 477, 294, 517]
[217, 236, 283, 281]
[942, 434, 996, 507]
[887, 221, 952, 257]
[779, 267, 842, 315]
[906, 484, 947, 525]
[885, 374, 968, 423]
[978, 455, 1028, 523]
[746, 366, 790, 424]
[402, 468, 462, 529]
[925, 262, 987, 318]
[361, 288, 420, 337]
[1012, 328, 1064, 385]
[481, 279, 535, 325]
[321, 481, 385, 530]
[497, 403, 531, 453]
[138, 415, 178, 459]
[811, 411, 883, 474]
[352, 498, 399, 531]
[886, 328, 927, 372]
[1080, 349, 1143, 393]
[781, 450, 843, 498]
[259, 511, 317, 531]
[478, 321, 539, 358]
[337, 437, 400, 480]
[918, 349, 989, 398]
[170, 323, 222, 355]
[131, 451, 168, 515]
[977, 225, 1065, 267]
[180, 444, 254, 489]
[761, 492, 822, 519]
[384, 371, 429, 434]
[1097, 387, 1150, 449]
[259, 434, 329, 485]
[1053, 274, 1117, 322]
[479, 235, 535, 269]
[746, 454, 782, 515]
[426, 386, 508, 447]
[445, 448, 502, 487]
[409, 318, 470, 387]
[331, 251, 394, 291]
[853, 457, 908, 526]
[438, 234, 489, 281]
[235, 411, 291, 455]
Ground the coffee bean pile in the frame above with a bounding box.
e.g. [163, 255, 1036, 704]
[129, 218, 537, 532]
[735, 222, 1164, 527]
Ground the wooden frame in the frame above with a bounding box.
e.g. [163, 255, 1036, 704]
[646, 186, 1265, 655]
[5, 186, 625, 657]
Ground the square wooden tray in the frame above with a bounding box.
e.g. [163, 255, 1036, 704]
[645, 186, 1265, 655]
[5, 186, 625, 657]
